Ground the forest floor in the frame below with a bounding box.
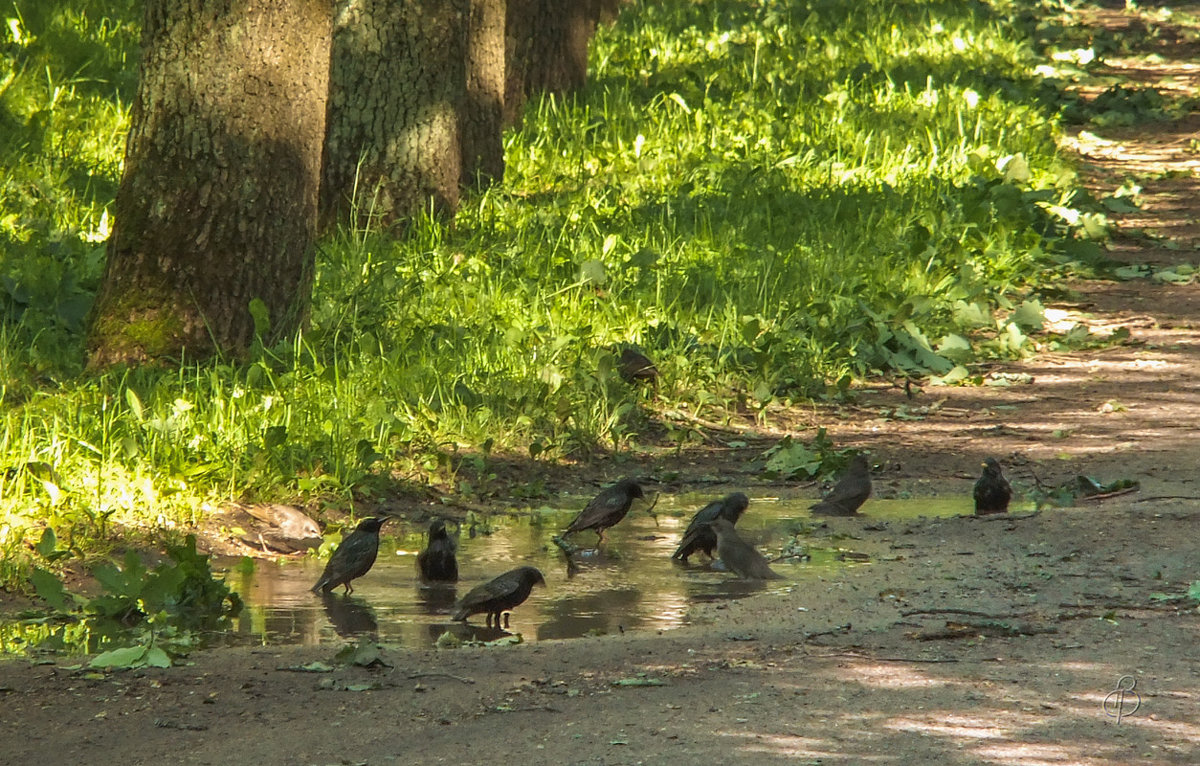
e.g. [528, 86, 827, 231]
[3, 5, 1200, 765]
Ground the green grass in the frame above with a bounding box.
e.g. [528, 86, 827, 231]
[1, 0, 1111, 588]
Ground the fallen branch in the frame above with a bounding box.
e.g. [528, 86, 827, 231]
[900, 608, 1021, 619]
[908, 620, 1058, 641]
[1058, 600, 1194, 613]
[803, 623, 852, 641]
[1079, 486, 1139, 502]
[810, 651, 959, 664]
[407, 672, 475, 684]
[975, 511, 1040, 521]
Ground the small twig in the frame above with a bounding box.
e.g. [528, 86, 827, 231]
[900, 608, 1021, 619]
[1058, 600, 1192, 613]
[1133, 495, 1198, 503]
[910, 621, 1057, 641]
[810, 651, 959, 664]
[803, 623, 852, 641]
[407, 672, 475, 684]
[1079, 486, 1139, 502]
[975, 511, 1040, 521]
[493, 704, 558, 713]
[770, 553, 812, 563]
[644, 492, 661, 526]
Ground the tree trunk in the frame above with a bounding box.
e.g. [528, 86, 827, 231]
[461, 0, 505, 186]
[321, 0, 468, 228]
[503, 0, 599, 128]
[88, 0, 331, 366]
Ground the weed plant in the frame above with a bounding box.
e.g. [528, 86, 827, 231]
[1, 0, 1113, 587]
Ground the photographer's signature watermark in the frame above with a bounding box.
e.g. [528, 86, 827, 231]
[1103, 675, 1141, 724]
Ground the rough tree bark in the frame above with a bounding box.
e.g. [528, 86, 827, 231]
[460, 0, 505, 186]
[88, 0, 331, 366]
[321, 0, 468, 228]
[503, 0, 601, 128]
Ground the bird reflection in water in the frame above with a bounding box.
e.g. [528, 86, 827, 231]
[320, 592, 379, 639]
[415, 582, 458, 614]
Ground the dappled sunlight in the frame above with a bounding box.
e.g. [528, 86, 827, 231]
[719, 728, 891, 761]
[883, 710, 1041, 740]
[847, 661, 961, 690]
[972, 741, 1121, 766]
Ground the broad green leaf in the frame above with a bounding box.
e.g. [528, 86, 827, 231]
[35, 528, 58, 558]
[31, 567, 73, 611]
[1011, 299, 1045, 331]
[125, 388, 144, 421]
[90, 646, 147, 669]
[579, 259, 607, 285]
[936, 334, 973, 363]
[612, 677, 666, 687]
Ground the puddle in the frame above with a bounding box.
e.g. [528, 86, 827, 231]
[223, 492, 992, 649]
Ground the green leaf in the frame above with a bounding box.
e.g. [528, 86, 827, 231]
[31, 567, 74, 611]
[936, 334, 973, 363]
[579, 259, 607, 285]
[1187, 581, 1200, 603]
[1011, 299, 1045, 331]
[280, 661, 335, 673]
[248, 297, 271, 337]
[929, 365, 970, 386]
[90, 646, 147, 669]
[143, 646, 172, 668]
[612, 677, 666, 687]
[35, 528, 58, 558]
[125, 388, 144, 421]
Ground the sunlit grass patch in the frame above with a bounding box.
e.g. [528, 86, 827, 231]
[0, 0, 1113, 588]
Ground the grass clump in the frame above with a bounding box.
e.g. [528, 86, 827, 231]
[2, 0, 1107, 588]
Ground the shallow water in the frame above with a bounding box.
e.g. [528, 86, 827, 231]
[222, 493, 991, 649]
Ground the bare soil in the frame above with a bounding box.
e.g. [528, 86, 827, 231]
[2, 5, 1199, 765]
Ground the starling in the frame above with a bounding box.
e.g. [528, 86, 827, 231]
[810, 454, 872, 516]
[709, 518, 782, 580]
[562, 478, 644, 543]
[672, 492, 750, 563]
[238, 503, 323, 553]
[452, 566, 545, 627]
[617, 347, 658, 384]
[310, 517, 389, 595]
[417, 519, 458, 582]
[974, 457, 1012, 515]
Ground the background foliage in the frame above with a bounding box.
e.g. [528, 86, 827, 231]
[1, 0, 1115, 588]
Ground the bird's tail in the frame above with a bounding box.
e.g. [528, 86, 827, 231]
[451, 608, 468, 621]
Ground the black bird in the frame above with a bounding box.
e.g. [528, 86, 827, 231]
[562, 478, 644, 544]
[238, 503, 323, 553]
[672, 492, 750, 563]
[709, 518, 782, 580]
[452, 566, 546, 628]
[974, 457, 1012, 515]
[417, 519, 458, 582]
[310, 517, 389, 595]
[810, 454, 872, 516]
[617, 347, 658, 384]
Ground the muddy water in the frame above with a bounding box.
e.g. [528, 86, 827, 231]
[223, 493, 984, 649]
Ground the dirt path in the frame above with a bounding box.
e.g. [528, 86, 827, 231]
[3, 5, 1200, 765]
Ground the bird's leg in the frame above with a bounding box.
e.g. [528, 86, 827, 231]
[595, 529, 605, 545]
[503, 612, 510, 629]
[343, 583, 352, 596]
